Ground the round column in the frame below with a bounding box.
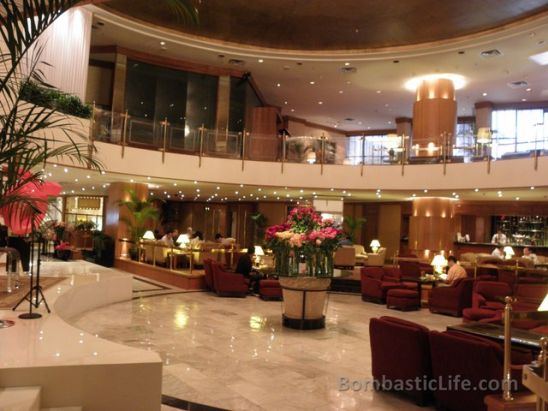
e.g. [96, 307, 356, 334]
[408, 197, 456, 257]
[411, 78, 457, 157]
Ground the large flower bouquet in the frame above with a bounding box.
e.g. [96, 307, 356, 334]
[265, 206, 344, 277]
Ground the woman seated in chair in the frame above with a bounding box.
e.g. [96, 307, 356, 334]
[235, 245, 263, 294]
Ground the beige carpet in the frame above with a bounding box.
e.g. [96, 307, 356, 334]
[0, 276, 66, 309]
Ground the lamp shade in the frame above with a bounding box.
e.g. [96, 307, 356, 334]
[503, 246, 515, 257]
[431, 255, 448, 267]
[177, 234, 190, 245]
[538, 294, 548, 311]
[254, 245, 264, 256]
[142, 230, 155, 240]
[477, 128, 492, 144]
[370, 239, 381, 248]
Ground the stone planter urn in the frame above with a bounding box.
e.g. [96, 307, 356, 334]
[279, 276, 331, 330]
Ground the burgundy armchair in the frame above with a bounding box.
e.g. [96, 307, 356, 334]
[429, 330, 529, 411]
[211, 261, 249, 297]
[360, 267, 404, 303]
[369, 316, 432, 405]
[203, 258, 216, 291]
[428, 278, 474, 317]
[472, 281, 513, 311]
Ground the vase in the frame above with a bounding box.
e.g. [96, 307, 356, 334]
[279, 276, 331, 330]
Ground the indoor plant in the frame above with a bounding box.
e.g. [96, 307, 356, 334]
[265, 206, 344, 329]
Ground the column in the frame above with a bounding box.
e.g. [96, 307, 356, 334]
[412, 78, 457, 156]
[248, 106, 279, 161]
[408, 198, 456, 257]
[111, 52, 127, 115]
[104, 182, 148, 258]
[475, 101, 494, 129]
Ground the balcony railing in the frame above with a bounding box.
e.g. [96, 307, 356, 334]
[90, 108, 547, 173]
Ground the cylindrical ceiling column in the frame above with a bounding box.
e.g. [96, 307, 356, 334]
[408, 198, 456, 257]
[411, 78, 457, 156]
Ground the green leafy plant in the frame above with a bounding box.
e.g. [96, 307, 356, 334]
[20, 81, 93, 118]
[75, 220, 96, 231]
[118, 189, 160, 251]
[343, 215, 367, 243]
[250, 212, 268, 244]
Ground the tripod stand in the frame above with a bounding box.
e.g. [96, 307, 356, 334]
[13, 236, 51, 319]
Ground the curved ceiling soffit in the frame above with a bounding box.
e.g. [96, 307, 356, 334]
[89, 5, 548, 62]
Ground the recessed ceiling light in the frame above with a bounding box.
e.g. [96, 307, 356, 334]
[339, 90, 344, 94]
[318, 101, 323, 105]
[284, 101, 288, 104]
[531, 186, 535, 190]
[526, 88, 532, 92]
[529, 50, 548, 65]
[344, 62, 350, 66]
[482, 92, 487, 96]
[412, 193, 416, 197]
[64, 168, 68, 173]
[240, 184, 244, 187]
[290, 108, 295, 112]
[216, 186, 220, 190]
[474, 188, 479, 192]
[276, 83, 281, 87]
[516, 197, 520, 200]
[376, 90, 382, 94]
[309, 81, 315, 85]
[160, 41, 166, 46]
[522, 98, 527, 102]
[258, 59, 264, 63]
[424, 189, 428, 193]
[194, 180, 198, 184]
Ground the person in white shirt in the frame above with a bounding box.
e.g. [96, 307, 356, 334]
[523, 247, 538, 265]
[161, 228, 178, 247]
[491, 230, 507, 245]
[491, 246, 503, 259]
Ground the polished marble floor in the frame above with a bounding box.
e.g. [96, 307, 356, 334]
[70, 279, 462, 410]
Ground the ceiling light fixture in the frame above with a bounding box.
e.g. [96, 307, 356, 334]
[404, 73, 466, 91]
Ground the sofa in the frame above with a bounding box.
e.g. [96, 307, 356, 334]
[369, 316, 432, 405]
[363, 247, 386, 266]
[333, 246, 356, 269]
[428, 278, 474, 317]
[360, 266, 415, 303]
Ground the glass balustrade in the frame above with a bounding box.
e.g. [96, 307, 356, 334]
[90, 108, 546, 170]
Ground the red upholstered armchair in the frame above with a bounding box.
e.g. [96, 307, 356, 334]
[428, 278, 474, 317]
[211, 261, 248, 297]
[360, 267, 404, 303]
[369, 316, 432, 405]
[472, 281, 513, 311]
[429, 330, 529, 411]
[203, 258, 216, 291]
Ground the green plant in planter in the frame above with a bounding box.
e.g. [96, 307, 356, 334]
[343, 215, 367, 243]
[250, 212, 268, 245]
[118, 189, 160, 258]
[75, 220, 96, 231]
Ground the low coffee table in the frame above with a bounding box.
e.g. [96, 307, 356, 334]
[401, 276, 439, 307]
[447, 322, 543, 350]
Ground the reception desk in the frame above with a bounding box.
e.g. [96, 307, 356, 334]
[454, 242, 548, 258]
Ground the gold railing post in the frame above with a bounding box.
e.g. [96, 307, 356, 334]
[160, 117, 169, 164]
[198, 123, 205, 167]
[502, 295, 514, 402]
[320, 133, 326, 175]
[241, 129, 247, 171]
[400, 134, 406, 176]
[121, 109, 129, 159]
[361, 134, 365, 177]
[538, 337, 548, 411]
[87, 101, 96, 169]
[281, 131, 286, 174]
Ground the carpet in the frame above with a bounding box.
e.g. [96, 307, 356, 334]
[0, 276, 66, 309]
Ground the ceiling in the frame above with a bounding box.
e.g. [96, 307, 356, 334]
[100, 0, 548, 51]
[48, 164, 548, 204]
[88, 5, 548, 131]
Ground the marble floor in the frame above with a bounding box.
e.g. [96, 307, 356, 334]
[69, 278, 462, 410]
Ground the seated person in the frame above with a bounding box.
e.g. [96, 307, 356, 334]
[235, 245, 263, 293]
[214, 233, 224, 243]
[439, 255, 467, 286]
[189, 231, 203, 249]
[491, 246, 503, 259]
[523, 247, 539, 265]
[161, 228, 178, 247]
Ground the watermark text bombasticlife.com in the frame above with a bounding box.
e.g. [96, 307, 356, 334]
[338, 376, 518, 392]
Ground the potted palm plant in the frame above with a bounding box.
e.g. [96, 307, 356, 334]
[118, 189, 160, 260]
[265, 206, 344, 329]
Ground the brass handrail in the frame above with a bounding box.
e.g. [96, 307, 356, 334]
[160, 117, 169, 163]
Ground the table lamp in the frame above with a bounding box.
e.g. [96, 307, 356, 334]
[476, 128, 492, 144]
[431, 254, 448, 276]
[142, 230, 155, 240]
[503, 246, 515, 260]
[370, 239, 381, 254]
[177, 234, 190, 248]
[254, 245, 264, 264]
